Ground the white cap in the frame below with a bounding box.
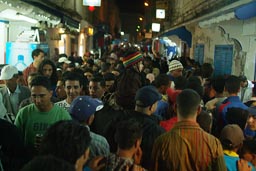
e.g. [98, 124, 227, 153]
[0, 65, 18, 80]
[58, 57, 71, 64]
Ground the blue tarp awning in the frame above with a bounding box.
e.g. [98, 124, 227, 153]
[160, 26, 192, 47]
[235, 1, 256, 20]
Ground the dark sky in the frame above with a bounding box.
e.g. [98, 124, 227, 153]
[115, 0, 145, 15]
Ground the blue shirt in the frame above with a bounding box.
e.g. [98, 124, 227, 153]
[224, 150, 255, 171]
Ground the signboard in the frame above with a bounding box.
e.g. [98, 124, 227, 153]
[156, 9, 165, 19]
[83, 0, 101, 6]
[6, 42, 49, 71]
[152, 23, 160, 32]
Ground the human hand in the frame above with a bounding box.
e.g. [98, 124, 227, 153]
[238, 159, 252, 171]
[89, 156, 106, 171]
[125, 164, 145, 171]
[133, 147, 142, 164]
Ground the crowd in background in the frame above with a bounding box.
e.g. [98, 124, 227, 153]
[0, 43, 256, 171]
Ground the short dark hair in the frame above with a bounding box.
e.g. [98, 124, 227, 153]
[211, 76, 225, 94]
[174, 76, 188, 90]
[226, 107, 249, 130]
[62, 71, 82, 86]
[115, 119, 143, 150]
[201, 63, 213, 78]
[40, 120, 91, 165]
[186, 77, 204, 98]
[21, 155, 75, 171]
[32, 49, 44, 60]
[104, 73, 116, 81]
[177, 89, 201, 118]
[84, 68, 93, 74]
[241, 139, 256, 155]
[152, 74, 170, 88]
[90, 76, 105, 87]
[225, 75, 240, 94]
[30, 75, 52, 90]
[196, 110, 212, 133]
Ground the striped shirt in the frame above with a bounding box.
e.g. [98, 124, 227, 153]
[151, 120, 226, 171]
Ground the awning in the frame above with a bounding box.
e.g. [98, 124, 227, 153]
[21, 0, 80, 29]
[235, 1, 256, 20]
[160, 26, 192, 47]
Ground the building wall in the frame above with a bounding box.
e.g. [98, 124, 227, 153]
[191, 17, 256, 80]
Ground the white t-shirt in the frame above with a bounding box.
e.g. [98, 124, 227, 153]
[55, 99, 70, 111]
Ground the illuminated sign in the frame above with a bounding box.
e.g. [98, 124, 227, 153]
[83, 0, 101, 6]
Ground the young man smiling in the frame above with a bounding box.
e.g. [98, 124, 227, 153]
[55, 71, 83, 111]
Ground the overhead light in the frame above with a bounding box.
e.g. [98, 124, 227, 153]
[139, 17, 143, 21]
[121, 31, 124, 36]
[144, 2, 149, 6]
[17, 13, 38, 24]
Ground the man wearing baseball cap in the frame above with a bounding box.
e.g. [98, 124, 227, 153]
[103, 85, 165, 170]
[0, 65, 30, 120]
[69, 96, 110, 160]
[58, 54, 71, 71]
[132, 85, 165, 169]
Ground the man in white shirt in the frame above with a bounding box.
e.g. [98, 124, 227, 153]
[0, 65, 30, 121]
[238, 75, 254, 103]
[55, 71, 83, 111]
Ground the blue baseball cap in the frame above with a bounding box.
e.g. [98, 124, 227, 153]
[248, 107, 256, 116]
[69, 96, 104, 122]
[135, 85, 162, 107]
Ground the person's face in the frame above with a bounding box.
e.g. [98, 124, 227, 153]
[62, 63, 69, 71]
[55, 80, 66, 100]
[34, 52, 45, 64]
[84, 72, 93, 81]
[92, 65, 98, 72]
[160, 84, 170, 95]
[4, 74, 18, 90]
[105, 80, 114, 91]
[247, 115, 256, 131]
[150, 101, 158, 114]
[64, 80, 82, 102]
[241, 81, 248, 88]
[89, 81, 105, 99]
[171, 68, 183, 78]
[31, 85, 52, 111]
[243, 152, 254, 164]
[17, 75, 25, 86]
[42, 64, 53, 78]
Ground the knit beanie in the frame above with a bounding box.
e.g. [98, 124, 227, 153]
[169, 60, 183, 72]
[122, 52, 143, 68]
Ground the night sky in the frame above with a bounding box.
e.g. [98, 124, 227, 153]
[115, 0, 145, 15]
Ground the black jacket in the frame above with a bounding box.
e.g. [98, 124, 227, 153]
[104, 110, 165, 170]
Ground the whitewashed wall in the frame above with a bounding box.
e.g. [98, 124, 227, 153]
[191, 17, 256, 80]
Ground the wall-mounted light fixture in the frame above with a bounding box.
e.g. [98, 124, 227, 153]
[17, 13, 38, 24]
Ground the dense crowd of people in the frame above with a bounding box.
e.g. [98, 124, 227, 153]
[0, 45, 256, 171]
